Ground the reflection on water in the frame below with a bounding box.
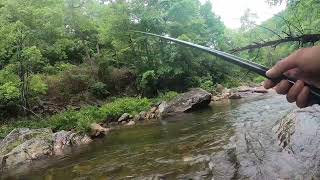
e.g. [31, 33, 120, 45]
[20, 93, 287, 179]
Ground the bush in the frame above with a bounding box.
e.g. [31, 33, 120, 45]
[90, 82, 108, 98]
[139, 70, 158, 97]
[45, 65, 95, 103]
[29, 75, 48, 96]
[100, 97, 152, 121]
[156, 91, 179, 103]
[0, 69, 21, 104]
[49, 106, 104, 133]
[200, 80, 214, 92]
[98, 66, 136, 94]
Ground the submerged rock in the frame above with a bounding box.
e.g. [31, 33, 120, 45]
[226, 95, 320, 179]
[160, 88, 212, 117]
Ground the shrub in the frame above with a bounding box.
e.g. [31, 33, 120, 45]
[49, 107, 103, 133]
[90, 82, 108, 98]
[100, 97, 152, 121]
[200, 80, 214, 92]
[139, 70, 158, 97]
[29, 75, 48, 96]
[156, 91, 179, 103]
[62, 67, 93, 94]
[45, 65, 95, 103]
[0, 69, 21, 104]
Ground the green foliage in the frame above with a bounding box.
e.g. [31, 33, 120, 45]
[50, 106, 104, 133]
[29, 75, 48, 95]
[200, 80, 214, 93]
[0, 69, 21, 104]
[0, 82, 21, 104]
[100, 98, 152, 121]
[90, 82, 108, 98]
[155, 91, 179, 103]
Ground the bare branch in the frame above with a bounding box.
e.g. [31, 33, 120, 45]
[275, 14, 304, 36]
[230, 34, 320, 52]
[257, 25, 283, 39]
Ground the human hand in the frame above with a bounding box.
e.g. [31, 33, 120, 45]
[264, 46, 320, 108]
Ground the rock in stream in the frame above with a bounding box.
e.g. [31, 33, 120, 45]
[160, 88, 212, 117]
[0, 128, 91, 176]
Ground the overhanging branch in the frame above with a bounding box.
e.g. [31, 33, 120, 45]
[230, 34, 320, 52]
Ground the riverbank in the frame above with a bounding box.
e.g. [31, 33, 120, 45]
[0, 86, 267, 177]
[10, 87, 301, 180]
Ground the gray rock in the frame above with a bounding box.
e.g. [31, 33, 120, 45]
[1, 138, 53, 171]
[139, 111, 147, 120]
[150, 107, 157, 113]
[89, 123, 109, 137]
[118, 113, 131, 123]
[53, 131, 92, 155]
[126, 121, 136, 126]
[158, 101, 168, 115]
[133, 114, 141, 121]
[0, 128, 52, 155]
[229, 93, 242, 99]
[0, 128, 92, 174]
[160, 88, 212, 117]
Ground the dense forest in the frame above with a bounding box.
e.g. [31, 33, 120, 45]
[0, 0, 319, 135]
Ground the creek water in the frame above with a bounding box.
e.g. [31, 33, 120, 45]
[19, 93, 298, 179]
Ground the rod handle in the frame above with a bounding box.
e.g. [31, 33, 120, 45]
[270, 75, 320, 105]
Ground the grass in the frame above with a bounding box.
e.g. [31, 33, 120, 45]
[0, 97, 153, 138]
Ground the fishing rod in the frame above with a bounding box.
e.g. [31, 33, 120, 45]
[133, 31, 320, 103]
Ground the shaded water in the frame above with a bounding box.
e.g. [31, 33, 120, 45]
[19, 93, 296, 179]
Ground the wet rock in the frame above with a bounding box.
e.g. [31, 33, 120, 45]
[53, 131, 92, 155]
[0, 128, 52, 155]
[0, 128, 92, 174]
[118, 113, 131, 123]
[227, 95, 320, 179]
[216, 84, 225, 93]
[234, 86, 268, 94]
[150, 107, 158, 114]
[126, 121, 136, 126]
[133, 114, 142, 121]
[1, 138, 53, 171]
[229, 93, 242, 99]
[139, 111, 147, 120]
[252, 87, 268, 93]
[158, 101, 168, 115]
[138, 174, 168, 180]
[90, 123, 110, 137]
[177, 168, 212, 180]
[209, 151, 237, 180]
[160, 88, 211, 117]
[0, 128, 54, 172]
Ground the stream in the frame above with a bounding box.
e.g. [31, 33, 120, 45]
[14, 93, 303, 179]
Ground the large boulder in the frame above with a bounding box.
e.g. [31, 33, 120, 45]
[0, 128, 53, 173]
[160, 88, 212, 117]
[0, 128, 92, 175]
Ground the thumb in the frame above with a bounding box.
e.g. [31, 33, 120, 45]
[266, 54, 299, 78]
